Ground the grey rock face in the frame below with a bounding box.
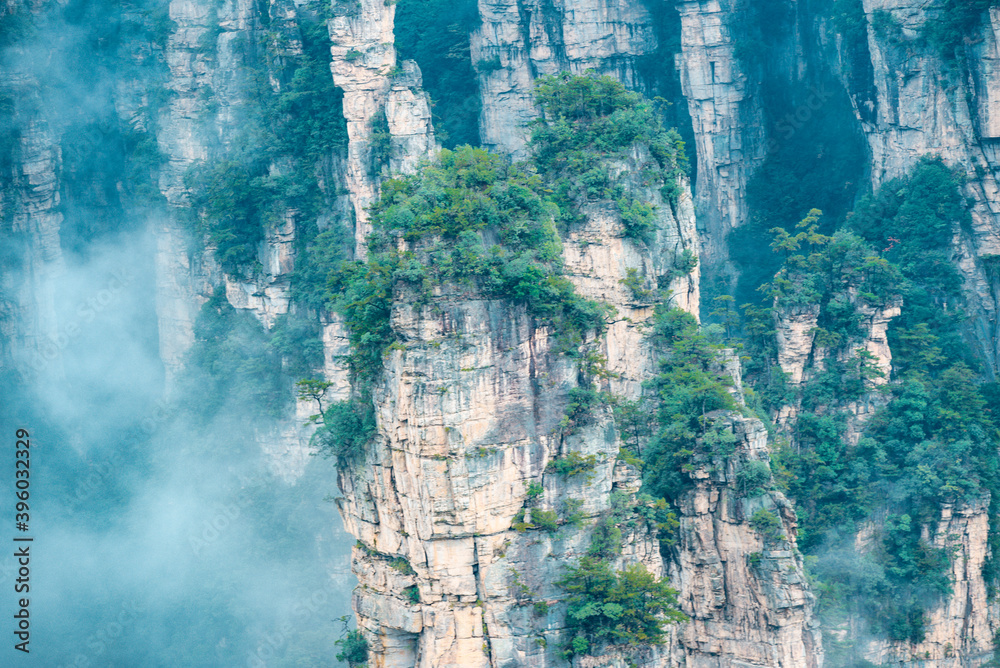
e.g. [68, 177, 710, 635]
[818, 3, 1000, 660]
[675, 0, 766, 281]
[334, 161, 820, 666]
[850, 1, 1000, 374]
[470, 0, 658, 157]
[328, 0, 436, 258]
[671, 413, 822, 668]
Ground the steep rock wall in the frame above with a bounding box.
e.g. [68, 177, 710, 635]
[671, 413, 822, 668]
[861, 497, 995, 666]
[846, 0, 1000, 375]
[820, 3, 1000, 659]
[0, 96, 64, 375]
[328, 0, 436, 257]
[675, 0, 766, 285]
[470, 0, 658, 157]
[156, 0, 222, 382]
[335, 168, 823, 666]
[154, 0, 345, 476]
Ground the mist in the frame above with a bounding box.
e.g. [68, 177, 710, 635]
[2, 215, 354, 668]
[0, 1, 356, 665]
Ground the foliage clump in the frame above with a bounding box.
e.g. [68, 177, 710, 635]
[640, 306, 739, 503]
[556, 557, 687, 658]
[178, 291, 296, 420]
[922, 0, 993, 61]
[749, 156, 1000, 646]
[318, 145, 613, 387]
[185, 5, 347, 274]
[310, 399, 378, 467]
[546, 451, 599, 481]
[335, 628, 369, 667]
[748, 509, 784, 541]
[766, 208, 901, 310]
[529, 71, 688, 240]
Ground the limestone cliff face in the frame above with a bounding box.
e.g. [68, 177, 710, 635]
[859, 497, 997, 666]
[153, 0, 346, 477]
[671, 412, 822, 668]
[675, 0, 766, 278]
[826, 2, 1000, 658]
[774, 294, 901, 392]
[470, 0, 658, 156]
[0, 95, 64, 374]
[155, 0, 222, 382]
[843, 1, 1000, 375]
[334, 153, 823, 666]
[328, 0, 436, 257]
[155, 0, 313, 378]
[561, 151, 701, 394]
[770, 257, 999, 663]
[334, 179, 684, 667]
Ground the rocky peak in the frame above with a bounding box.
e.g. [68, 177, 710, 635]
[470, 0, 658, 157]
[328, 0, 436, 258]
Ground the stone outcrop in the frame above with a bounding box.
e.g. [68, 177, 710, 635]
[675, 0, 767, 283]
[671, 413, 822, 668]
[845, 0, 1000, 375]
[328, 0, 436, 257]
[774, 304, 821, 386]
[773, 294, 901, 390]
[470, 0, 658, 157]
[822, 4, 1000, 654]
[153, 0, 342, 473]
[561, 154, 700, 395]
[1, 112, 65, 376]
[0, 1, 65, 377]
[335, 154, 820, 666]
[862, 497, 997, 666]
[156, 0, 230, 381]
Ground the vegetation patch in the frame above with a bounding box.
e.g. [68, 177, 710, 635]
[747, 157, 1000, 646]
[185, 3, 347, 274]
[393, 0, 482, 147]
[556, 557, 687, 658]
[546, 451, 599, 481]
[529, 71, 688, 240]
[639, 306, 740, 503]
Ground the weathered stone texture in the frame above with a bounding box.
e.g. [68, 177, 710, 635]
[471, 0, 658, 156]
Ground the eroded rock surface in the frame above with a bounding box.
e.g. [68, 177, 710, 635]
[471, 0, 658, 156]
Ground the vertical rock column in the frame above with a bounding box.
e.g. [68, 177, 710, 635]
[471, 0, 658, 156]
[327, 0, 435, 258]
[1, 109, 65, 375]
[835, 5, 1000, 656]
[670, 412, 824, 668]
[863, 497, 995, 665]
[675, 0, 766, 284]
[156, 0, 316, 381]
[156, 0, 222, 384]
[0, 0, 65, 375]
[854, 0, 1000, 372]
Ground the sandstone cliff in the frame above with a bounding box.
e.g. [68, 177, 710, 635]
[675, 0, 767, 280]
[470, 0, 659, 157]
[329, 0, 436, 257]
[846, 1, 1000, 376]
[332, 135, 824, 666]
[861, 497, 996, 666]
[834, 2, 1000, 660]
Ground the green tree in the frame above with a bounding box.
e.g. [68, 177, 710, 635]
[556, 557, 686, 656]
